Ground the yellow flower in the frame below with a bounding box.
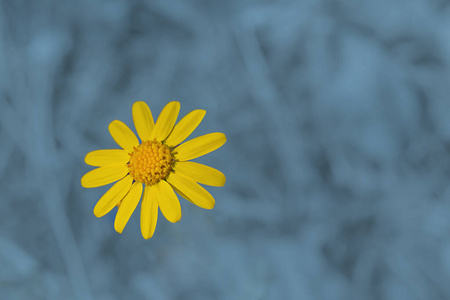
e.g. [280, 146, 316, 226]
[81, 101, 226, 239]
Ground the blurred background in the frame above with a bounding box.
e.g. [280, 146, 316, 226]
[1, 0, 450, 299]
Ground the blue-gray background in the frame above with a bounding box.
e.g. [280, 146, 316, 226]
[1, 1, 450, 299]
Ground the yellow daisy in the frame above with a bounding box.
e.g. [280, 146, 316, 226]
[81, 101, 226, 239]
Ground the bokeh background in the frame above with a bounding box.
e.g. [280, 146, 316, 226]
[1, 0, 450, 299]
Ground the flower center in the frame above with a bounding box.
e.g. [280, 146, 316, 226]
[128, 140, 174, 186]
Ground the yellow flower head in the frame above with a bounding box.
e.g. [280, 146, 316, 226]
[81, 101, 226, 239]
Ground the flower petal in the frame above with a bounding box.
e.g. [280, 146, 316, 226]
[132, 101, 154, 142]
[175, 161, 226, 187]
[174, 132, 226, 161]
[165, 110, 206, 147]
[93, 175, 133, 217]
[151, 101, 180, 141]
[81, 164, 129, 188]
[167, 172, 215, 209]
[114, 182, 143, 234]
[85, 149, 130, 167]
[140, 185, 159, 239]
[156, 180, 182, 223]
[108, 120, 140, 151]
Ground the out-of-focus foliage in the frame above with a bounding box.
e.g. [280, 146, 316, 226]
[1, 0, 450, 299]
